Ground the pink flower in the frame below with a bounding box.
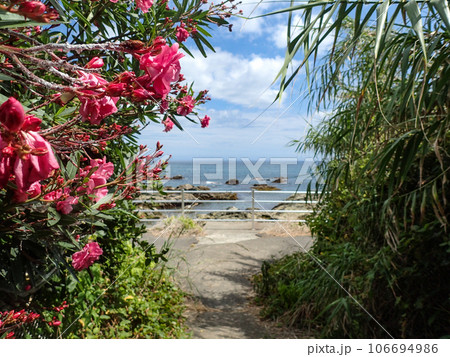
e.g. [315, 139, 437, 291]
[105, 82, 127, 97]
[18, 1, 46, 17]
[43, 188, 63, 201]
[27, 181, 41, 198]
[22, 115, 42, 131]
[85, 157, 114, 202]
[135, 0, 154, 13]
[56, 196, 79, 214]
[176, 26, 190, 42]
[85, 57, 104, 69]
[139, 43, 183, 97]
[200, 115, 210, 128]
[176, 95, 195, 116]
[77, 72, 118, 125]
[14, 131, 60, 192]
[159, 100, 169, 113]
[163, 117, 174, 132]
[72, 242, 103, 271]
[131, 88, 154, 102]
[0, 97, 25, 133]
[13, 181, 41, 202]
[0, 98, 59, 193]
[79, 96, 118, 125]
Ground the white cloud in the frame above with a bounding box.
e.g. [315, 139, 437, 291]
[231, 0, 274, 34]
[270, 15, 304, 49]
[269, 13, 335, 55]
[180, 49, 287, 108]
[138, 105, 322, 160]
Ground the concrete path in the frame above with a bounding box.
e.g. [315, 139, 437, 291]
[143, 222, 313, 339]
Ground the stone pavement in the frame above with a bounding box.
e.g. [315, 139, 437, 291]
[143, 221, 313, 338]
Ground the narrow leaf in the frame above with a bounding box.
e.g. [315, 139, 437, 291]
[405, 0, 427, 61]
[430, 0, 450, 33]
[375, 0, 390, 59]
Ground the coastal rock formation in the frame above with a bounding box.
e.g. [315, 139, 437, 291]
[272, 177, 287, 183]
[171, 175, 183, 180]
[136, 184, 237, 211]
[252, 184, 280, 191]
[226, 179, 239, 185]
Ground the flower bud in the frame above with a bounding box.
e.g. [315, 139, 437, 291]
[18, 1, 46, 17]
[105, 82, 127, 97]
[22, 115, 42, 132]
[85, 57, 104, 69]
[0, 97, 25, 132]
[131, 88, 153, 102]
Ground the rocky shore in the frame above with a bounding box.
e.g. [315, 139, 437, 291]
[136, 185, 314, 221]
[136, 184, 238, 219]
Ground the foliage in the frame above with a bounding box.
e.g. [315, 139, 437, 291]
[0, 0, 238, 338]
[34, 228, 186, 338]
[254, 1, 450, 338]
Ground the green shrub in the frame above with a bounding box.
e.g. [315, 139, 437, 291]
[15, 204, 187, 339]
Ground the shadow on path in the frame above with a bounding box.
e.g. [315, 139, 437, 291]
[143, 222, 313, 338]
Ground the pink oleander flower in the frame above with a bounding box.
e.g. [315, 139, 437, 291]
[139, 43, 183, 97]
[77, 72, 118, 125]
[131, 88, 154, 102]
[176, 95, 195, 116]
[71, 242, 103, 271]
[0, 98, 59, 193]
[13, 181, 41, 202]
[105, 82, 127, 97]
[56, 195, 79, 214]
[43, 188, 63, 201]
[85, 157, 114, 202]
[200, 115, 210, 128]
[162, 117, 174, 132]
[18, 1, 46, 17]
[135, 0, 154, 13]
[176, 26, 190, 42]
[0, 97, 25, 133]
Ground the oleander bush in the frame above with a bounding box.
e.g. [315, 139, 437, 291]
[0, 0, 238, 338]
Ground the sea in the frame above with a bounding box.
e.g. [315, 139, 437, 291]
[156, 158, 323, 211]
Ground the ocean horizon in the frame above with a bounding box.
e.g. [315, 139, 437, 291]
[161, 158, 322, 192]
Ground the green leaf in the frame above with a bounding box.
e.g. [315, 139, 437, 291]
[430, 0, 450, 33]
[0, 73, 14, 81]
[91, 193, 114, 209]
[0, 9, 64, 28]
[57, 241, 76, 249]
[48, 207, 62, 226]
[65, 152, 81, 180]
[375, 0, 390, 59]
[48, 0, 68, 22]
[405, 0, 427, 61]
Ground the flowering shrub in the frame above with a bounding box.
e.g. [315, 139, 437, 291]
[0, 0, 239, 338]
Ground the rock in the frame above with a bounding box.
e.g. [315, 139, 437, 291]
[252, 184, 280, 191]
[193, 192, 238, 200]
[272, 177, 287, 183]
[177, 184, 194, 190]
[227, 206, 239, 211]
[199, 210, 250, 220]
[197, 186, 211, 191]
[171, 175, 183, 180]
[226, 179, 239, 185]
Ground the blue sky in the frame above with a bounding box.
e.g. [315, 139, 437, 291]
[140, 1, 331, 161]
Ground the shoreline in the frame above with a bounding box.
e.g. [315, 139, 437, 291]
[136, 184, 314, 222]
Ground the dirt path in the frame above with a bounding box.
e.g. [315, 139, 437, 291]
[144, 222, 313, 338]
